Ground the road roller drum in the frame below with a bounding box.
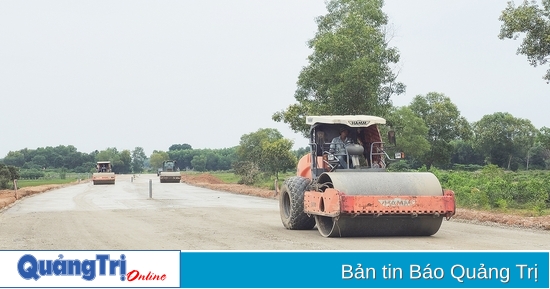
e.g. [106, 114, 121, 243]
[305, 172, 450, 236]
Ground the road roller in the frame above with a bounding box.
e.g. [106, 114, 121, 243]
[159, 160, 182, 183]
[92, 161, 115, 185]
[278, 115, 456, 237]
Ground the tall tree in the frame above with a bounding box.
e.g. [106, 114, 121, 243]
[203, 150, 220, 171]
[409, 92, 471, 169]
[526, 142, 550, 169]
[237, 128, 284, 167]
[272, 0, 405, 136]
[2, 151, 25, 167]
[261, 138, 297, 180]
[385, 106, 431, 163]
[0, 164, 20, 189]
[150, 151, 169, 169]
[131, 147, 147, 173]
[96, 148, 119, 162]
[473, 112, 538, 169]
[499, 0, 550, 82]
[31, 155, 47, 169]
[450, 140, 484, 166]
[191, 155, 207, 172]
[531, 126, 550, 168]
[216, 147, 237, 171]
[96, 148, 122, 173]
[168, 149, 196, 171]
[169, 144, 192, 151]
[536, 126, 550, 147]
[235, 128, 296, 182]
[117, 150, 132, 174]
[293, 147, 310, 159]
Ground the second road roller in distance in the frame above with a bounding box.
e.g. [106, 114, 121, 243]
[278, 115, 456, 237]
[92, 161, 115, 185]
[159, 160, 182, 183]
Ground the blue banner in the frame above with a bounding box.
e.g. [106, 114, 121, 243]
[180, 251, 549, 288]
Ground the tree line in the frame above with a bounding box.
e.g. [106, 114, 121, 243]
[0, 145, 148, 175]
[0, 131, 299, 187]
[0, 145, 235, 175]
[149, 129, 298, 185]
[380, 92, 550, 171]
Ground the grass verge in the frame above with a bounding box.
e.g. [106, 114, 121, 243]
[16, 178, 78, 188]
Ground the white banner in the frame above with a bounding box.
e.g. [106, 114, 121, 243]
[0, 250, 180, 288]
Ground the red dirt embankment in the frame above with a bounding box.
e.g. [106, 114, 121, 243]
[180, 174, 276, 199]
[181, 173, 550, 231]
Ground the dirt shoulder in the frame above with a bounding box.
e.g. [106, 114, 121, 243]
[0, 180, 89, 211]
[181, 173, 550, 231]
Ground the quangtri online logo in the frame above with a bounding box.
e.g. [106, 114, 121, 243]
[17, 253, 167, 282]
[18, 254, 128, 281]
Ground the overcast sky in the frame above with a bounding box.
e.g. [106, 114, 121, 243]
[1, 1, 548, 157]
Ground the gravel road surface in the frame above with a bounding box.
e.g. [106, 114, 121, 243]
[0, 174, 548, 250]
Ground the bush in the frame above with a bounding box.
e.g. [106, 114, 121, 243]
[19, 169, 45, 180]
[452, 164, 484, 171]
[387, 160, 411, 172]
[59, 168, 67, 179]
[432, 165, 550, 212]
[232, 161, 261, 185]
[0, 164, 20, 189]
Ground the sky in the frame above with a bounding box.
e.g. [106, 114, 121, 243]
[1, 0, 548, 157]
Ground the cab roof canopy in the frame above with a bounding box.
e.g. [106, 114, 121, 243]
[306, 115, 386, 127]
[97, 161, 111, 164]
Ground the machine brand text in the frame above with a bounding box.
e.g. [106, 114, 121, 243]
[378, 198, 415, 206]
[348, 120, 370, 126]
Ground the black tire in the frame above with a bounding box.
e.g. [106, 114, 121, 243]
[279, 176, 316, 230]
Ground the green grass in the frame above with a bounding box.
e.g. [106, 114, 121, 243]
[215, 171, 296, 189]
[209, 172, 241, 184]
[485, 207, 550, 217]
[257, 172, 296, 189]
[194, 171, 296, 189]
[16, 178, 78, 188]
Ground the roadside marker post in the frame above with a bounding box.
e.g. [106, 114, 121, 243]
[149, 179, 152, 199]
[13, 179, 18, 200]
